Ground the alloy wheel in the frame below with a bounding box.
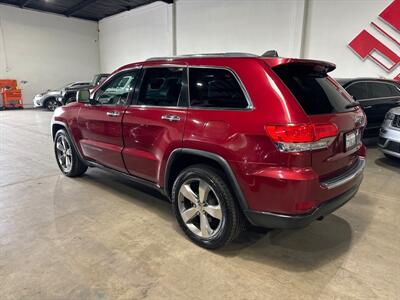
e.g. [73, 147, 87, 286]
[178, 178, 223, 239]
[47, 100, 57, 111]
[55, 135, 73, 173]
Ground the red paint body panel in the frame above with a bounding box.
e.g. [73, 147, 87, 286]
[52, 55, 365, 217]
[77, 104, 127, 172]
[122, 107, 187, 182]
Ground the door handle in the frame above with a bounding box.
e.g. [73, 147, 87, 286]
[106, 111, 121, 117]
[363, 106, 372, 109]
[161, 115, 181, 122]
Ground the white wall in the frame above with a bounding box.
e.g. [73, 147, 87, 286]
[0, 5, 100, 107]
[99, 2, 173, 73]
[98, 0, 305, 71]
[99, 0, 399, 81]
[176, 0, 305, 57]
[1, 0, 398, 105]
[304, 0, 397, 78]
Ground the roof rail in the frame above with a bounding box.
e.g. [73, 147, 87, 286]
[146, 52, 259, 61]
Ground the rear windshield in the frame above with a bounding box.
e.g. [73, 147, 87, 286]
[273, 64, 353, 115]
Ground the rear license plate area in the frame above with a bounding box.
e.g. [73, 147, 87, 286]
[345, 129, 361, 152]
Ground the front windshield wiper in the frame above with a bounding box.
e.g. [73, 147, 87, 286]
[345, 101, 361, 109]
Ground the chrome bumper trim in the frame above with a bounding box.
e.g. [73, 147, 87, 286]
[321, 158, 365, 190]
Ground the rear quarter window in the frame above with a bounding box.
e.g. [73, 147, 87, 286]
[274, 64, 353, 115]
[189, 68, 249, 109]
[368, 82, 393, 98]
[388, 84, 400, 96]
[345, 82, 369, 100]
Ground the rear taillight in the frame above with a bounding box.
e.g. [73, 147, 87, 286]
[265, 123, 338, 152]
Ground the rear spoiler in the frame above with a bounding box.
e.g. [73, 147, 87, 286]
[264, 58, 336, 73]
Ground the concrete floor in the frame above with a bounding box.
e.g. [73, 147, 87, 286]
[0, 109, 399, 300]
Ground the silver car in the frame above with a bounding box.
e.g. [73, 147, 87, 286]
[378, 107, 400, 159]
[33, 82, 90, 111]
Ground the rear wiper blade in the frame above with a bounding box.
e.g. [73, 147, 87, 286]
[345, 101, 361, 109]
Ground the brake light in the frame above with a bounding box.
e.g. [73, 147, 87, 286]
[314, 124, 339, 140]
[265, 123, 338, 152]
[265, 124, 314, 143]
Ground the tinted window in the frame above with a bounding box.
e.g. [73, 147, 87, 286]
[95, 70, 139, 105]
[189, 68, 248, 109]
[274, 64, 353, 115]
[346, 82, 369, 100]
[369, 82, 392, 98]
[138, 68, 184, 106]
[388, 84, 400, 96]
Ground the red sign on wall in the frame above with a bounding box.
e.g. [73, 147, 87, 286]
[349, 0, 400, 81]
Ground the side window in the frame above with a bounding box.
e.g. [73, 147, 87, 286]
[387, 84, 400, 96]
[368, 82, 392, 98]
[346, 82, 369, 100]
[189, 68, 248, 109]
[137, 67, 184, 106]
[94, 70, 139, 105]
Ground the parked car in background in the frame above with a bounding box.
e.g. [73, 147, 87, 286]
[52, 53, 366, 249]
[337, 78, 400, 138]
[57, 73, 109, 105]
[33, 81, 91, 111]
[378, 107, 400, 159]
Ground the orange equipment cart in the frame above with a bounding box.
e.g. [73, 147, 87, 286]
[0, 79, 24, 109]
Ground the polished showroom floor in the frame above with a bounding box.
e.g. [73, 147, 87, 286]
[0, 110, 399, 299]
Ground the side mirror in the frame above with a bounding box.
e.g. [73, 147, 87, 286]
[77, 89, 90, 103]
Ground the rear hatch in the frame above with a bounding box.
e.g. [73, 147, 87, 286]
[273, 62, 365, 180]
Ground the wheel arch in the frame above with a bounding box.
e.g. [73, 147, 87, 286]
[164, 149, 249, 212]
[52, 122, 65, 140]
[52, 121, 86, 163]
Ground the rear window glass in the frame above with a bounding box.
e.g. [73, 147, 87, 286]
[273, 64, 353, 115]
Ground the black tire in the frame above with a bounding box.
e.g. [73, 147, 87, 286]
[54, 129, 87, 177]
[172, 164, 244, 249]
[45, 98, 58, 111]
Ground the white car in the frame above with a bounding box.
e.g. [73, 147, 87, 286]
[33, 82, 91, 111]
[378, 107, 400, 159]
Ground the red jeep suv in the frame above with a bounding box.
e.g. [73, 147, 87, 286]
[52, 53, 366, 249]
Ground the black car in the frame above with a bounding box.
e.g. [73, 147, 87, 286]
[337, 78, 400, 138]
[58, 73, 109, 105]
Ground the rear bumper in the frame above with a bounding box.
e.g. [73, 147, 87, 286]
[320, 157, 365, 189]
[244, 176, 362, 229]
